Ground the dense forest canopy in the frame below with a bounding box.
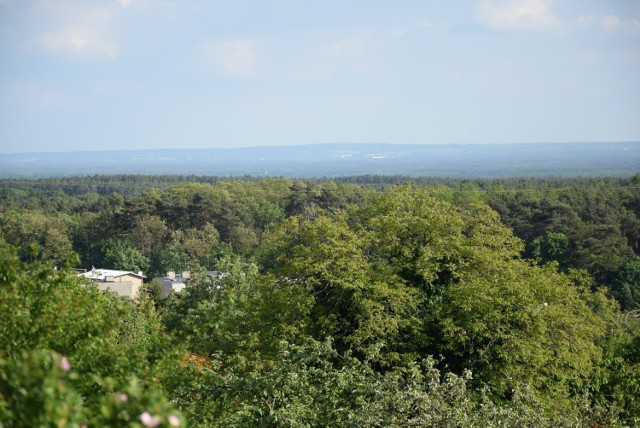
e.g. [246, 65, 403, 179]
[1, 174, 640, 426]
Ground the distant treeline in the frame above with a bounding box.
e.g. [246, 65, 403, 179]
[2, 172, 640, 195]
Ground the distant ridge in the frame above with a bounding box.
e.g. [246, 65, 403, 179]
[1, 142, 639, 179]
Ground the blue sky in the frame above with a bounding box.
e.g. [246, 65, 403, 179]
[0, 0, 639, 153]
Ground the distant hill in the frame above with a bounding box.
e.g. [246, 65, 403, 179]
[1, 142, 639, 178]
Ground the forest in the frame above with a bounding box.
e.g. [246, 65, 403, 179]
[1, 174, 640, 427]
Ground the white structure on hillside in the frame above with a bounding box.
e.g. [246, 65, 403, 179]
[153, 270, 228, 298]
[81, 268, 145, 299]
[154, 271, 190, 299]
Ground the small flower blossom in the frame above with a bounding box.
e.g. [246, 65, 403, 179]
[168, 414, 181, 426]
[60, 357, 71, 372]
[140, 412, 161, 427]
[114, 392, 128, 402]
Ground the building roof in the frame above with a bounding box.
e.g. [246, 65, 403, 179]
[81, 268, 145, 281]
[154, 276, 187, 284]
[208, 270, 228, 278]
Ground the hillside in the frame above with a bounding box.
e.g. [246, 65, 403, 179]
[2, 142, 639, 178]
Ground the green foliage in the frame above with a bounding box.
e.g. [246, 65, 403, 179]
[144, 278, 165, 304]
[94, 377, 184, 428]
[0, 350, 184, 427]
[487, 180, 640, 291]
[180, 224, 219, 268]
[102, 237, 150, 273]
[3, 175, 640, 426]
[155, 240, 187, 275]
[586, 313, 640, 425]
[169, 338, 610, 427]
[0, 247, 182, 426]
[259, 186, 619, 407]
[528, 231, 571, 269]
[0, 210, 75, 264]
[0, 349, 85, 427]
[610, 255, 640, 310]
[259, 209, 421, 366]
[164, 254, 312, 366]
[439, 261, 614, 398]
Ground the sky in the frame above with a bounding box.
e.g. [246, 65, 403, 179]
[0, 0, 639, 153]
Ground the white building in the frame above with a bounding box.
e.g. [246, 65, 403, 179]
[154, 271, 190, 299]
[81, 268, 145, 299]
[153, 270, 227, 298]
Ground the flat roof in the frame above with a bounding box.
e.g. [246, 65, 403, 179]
[81, 269, 145, 280]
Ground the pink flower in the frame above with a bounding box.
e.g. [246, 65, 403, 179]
[168, 414, 181, 426]
[140, 412, 161, 427]
[60, 357, 71, 372]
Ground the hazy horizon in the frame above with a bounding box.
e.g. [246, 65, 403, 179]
[1, 0, 639, 154]
[2, 142, 638, 179]
[2, 140, 640, 155]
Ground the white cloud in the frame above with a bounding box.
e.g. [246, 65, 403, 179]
[31, 1, 119, 60]
[324, 34, 367, 57]
[601, 15, 622, 31]
[40, 29, 118, 59]
[116, 0, 133, 7]
[476, 0, 558, 30]
[89, 78, 143, 94]
[576, 15, 596, 26]
[30, 88, 76, 108]
[6, 84, 78, 109]
[294, 32, 371, 80]
[578, 14, 640, 34]
[200, 39, 258, 78]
